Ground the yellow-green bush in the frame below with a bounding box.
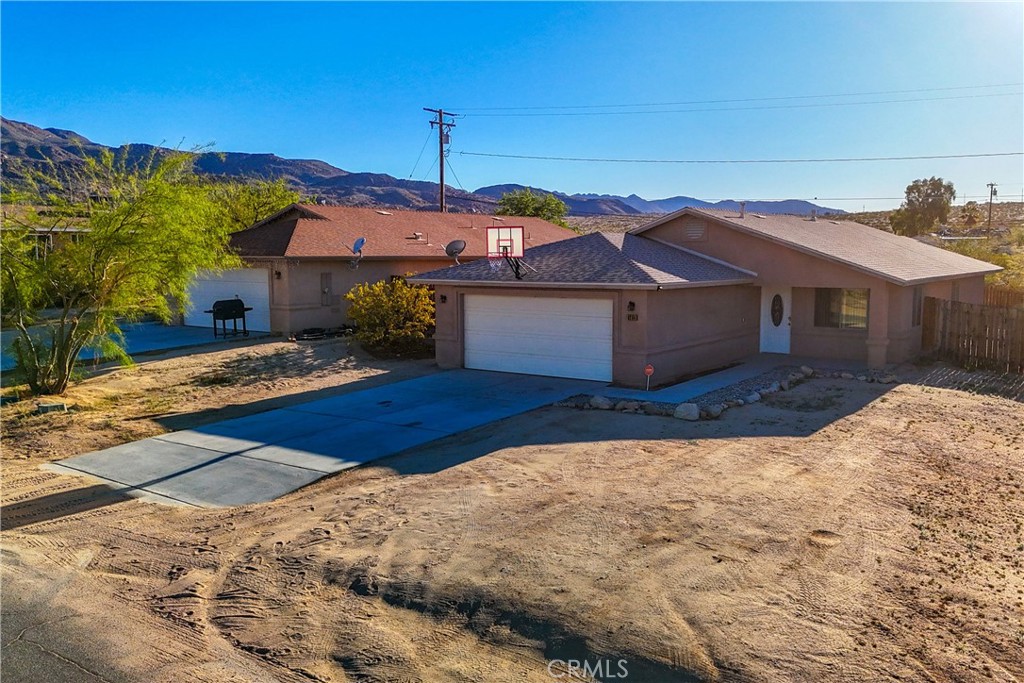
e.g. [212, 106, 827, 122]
[345, 277, 435, 353]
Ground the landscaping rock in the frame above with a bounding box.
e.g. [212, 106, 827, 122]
[589, 395, 614, 410]
[706, 404, 724, 419]
[744, 392, 761, 403]
[641, 402, 674, 417]
[800, 365, 814, 377]
[615, 400, 641, 412]
[879, 374, 898, 384]
[857, 375, 868, 382]
[840, 372, 854, 380]
[673, 403, 700, 421]
[779, 379, 790, 391]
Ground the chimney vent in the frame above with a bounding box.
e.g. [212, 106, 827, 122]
[739, 201, 746, 218]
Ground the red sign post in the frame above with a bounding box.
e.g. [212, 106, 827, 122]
[644, 364, 654, 391]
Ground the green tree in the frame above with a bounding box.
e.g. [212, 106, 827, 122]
[345, 278, 435, 354]
[889, 177, 956, 237]
[209, 177, 300, 232]
[1, 148, 240, 395]
[496, 188, 569, 227]
[961, 200, 982, 228]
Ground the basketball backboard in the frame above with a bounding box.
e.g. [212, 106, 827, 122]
[486, 225, 525, 259]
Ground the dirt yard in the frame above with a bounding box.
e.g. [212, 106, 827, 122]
[2, 343, 1023, 682]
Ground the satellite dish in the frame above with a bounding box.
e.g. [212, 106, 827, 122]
[352, 237, 366, 255]
[444, 239, 467, 264]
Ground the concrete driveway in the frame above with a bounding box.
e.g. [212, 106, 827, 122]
[2, 321, 264, 371]
[48, 371, 601, 507]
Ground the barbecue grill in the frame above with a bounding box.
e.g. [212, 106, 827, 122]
[204, 298, 254, 338]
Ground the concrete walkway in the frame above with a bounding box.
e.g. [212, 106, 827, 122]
[49, 371, 602, 507]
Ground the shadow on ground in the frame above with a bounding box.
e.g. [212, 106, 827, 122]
[0, 484, 135, 531]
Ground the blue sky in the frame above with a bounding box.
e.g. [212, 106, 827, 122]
[2, 1, 1022, 210]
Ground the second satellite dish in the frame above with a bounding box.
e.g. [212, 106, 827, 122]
[445, 239, 467, 264]
[350, 237, 366, 270]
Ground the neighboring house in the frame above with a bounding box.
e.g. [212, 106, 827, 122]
[184, 204, 575, 334]
[411, 207, 1000, 386]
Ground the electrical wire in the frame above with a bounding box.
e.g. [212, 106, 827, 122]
[443, 150, 467, 191]
[422, 153, 439, 181]
[458, 150, 1023, 164]
[408, 129, 434, 178]
[462, 92, 1022, 117]
[453, 82, 1024, 112]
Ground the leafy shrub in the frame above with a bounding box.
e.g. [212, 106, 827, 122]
[345, 277, 435, 354]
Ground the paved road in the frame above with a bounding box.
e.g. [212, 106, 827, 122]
[49, 370, 601, 507]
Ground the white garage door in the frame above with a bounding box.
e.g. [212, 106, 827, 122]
[184, 268, 272, 332]
[464, 295, 613, 381]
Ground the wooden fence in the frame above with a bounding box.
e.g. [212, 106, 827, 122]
[984, 285, 1024, 310]
[922, 297, 1024, 373]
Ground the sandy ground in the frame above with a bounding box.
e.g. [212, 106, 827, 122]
[2, 344, 1023, 682]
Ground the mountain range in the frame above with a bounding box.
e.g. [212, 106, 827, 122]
[1, 118, 843, 216]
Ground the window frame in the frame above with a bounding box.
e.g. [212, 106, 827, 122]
[813, 288, 870, 330]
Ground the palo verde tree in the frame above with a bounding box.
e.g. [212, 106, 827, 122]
[209, 177, 300, 232]
[1, 148, 243, 395]
[889, 177, 956, 237]
[496, 188, 569, 228]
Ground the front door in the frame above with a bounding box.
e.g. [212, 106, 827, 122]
[760, 286, 792, 353]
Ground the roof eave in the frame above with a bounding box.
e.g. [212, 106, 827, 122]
[408, 277, 755, 290]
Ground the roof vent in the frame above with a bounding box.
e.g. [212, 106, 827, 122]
[490, 216, 505, 222]
[407, 232, 423, 240]
[739, 201, 746, 218]
[810, 209, 818, 222]
[829, 220, 840, 225]
[752, 213, 766, 219]
[376, 210, 393, 215]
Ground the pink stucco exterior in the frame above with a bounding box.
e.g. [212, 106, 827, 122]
[644, 215, 986, 367]
[258, 257, 452, 334]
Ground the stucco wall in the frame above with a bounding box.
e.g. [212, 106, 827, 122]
[638, 285, 759, 385]
[263, 257, 455, 333]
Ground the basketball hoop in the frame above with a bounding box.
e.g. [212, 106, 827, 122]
[488, 257, 502, 272]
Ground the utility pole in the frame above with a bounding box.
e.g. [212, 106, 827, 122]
[423, 108, 457, 212]
[986, 182, 997, 235]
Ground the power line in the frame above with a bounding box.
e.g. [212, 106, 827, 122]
[408, 129, 434, 179]
[454, 82, 1024, 112]
[458, 150, 1023, 164]
[421, 152, 439, 181]
[462, 92, 1022, 117]
[443, 151, 466, 192]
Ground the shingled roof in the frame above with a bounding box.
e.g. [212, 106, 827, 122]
[410, 232, 755, 289]
[634, 208, 1001, 285]
[229, 204, 574, 259]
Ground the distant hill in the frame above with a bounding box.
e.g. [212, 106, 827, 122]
[473, 184, 642, 215]
[2, 118, 843, 216]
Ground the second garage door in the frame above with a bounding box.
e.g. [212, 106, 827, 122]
[184, 268, 272, 332]
[464, 295, 613, 381]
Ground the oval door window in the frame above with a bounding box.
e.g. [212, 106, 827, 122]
[771, 294, 784, 327]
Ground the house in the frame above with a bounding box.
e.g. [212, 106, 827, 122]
[410, 207, 1001, 386]
[184, 204, 575, 334]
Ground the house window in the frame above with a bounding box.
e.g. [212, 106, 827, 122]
[814, 288, 869, 329]
[912, 286, 923, 327]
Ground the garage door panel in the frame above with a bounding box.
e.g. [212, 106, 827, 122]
[185, 269, 271, 332]
[463, 295, 612, 382]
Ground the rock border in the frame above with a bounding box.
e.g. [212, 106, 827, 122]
[554, 365, 900, 421]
